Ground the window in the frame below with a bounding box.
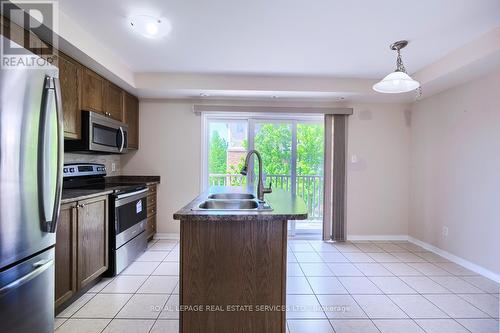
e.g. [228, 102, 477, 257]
[203, 113, 324, 234]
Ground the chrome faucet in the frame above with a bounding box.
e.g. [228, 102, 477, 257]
[241, 150, 272, 202]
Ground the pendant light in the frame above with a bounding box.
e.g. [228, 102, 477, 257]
[373, 40, 420, 94]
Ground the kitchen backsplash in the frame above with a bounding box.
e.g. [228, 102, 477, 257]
[64, 153, 121, 176]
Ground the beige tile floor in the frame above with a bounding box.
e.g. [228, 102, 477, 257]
[55, 239, 500, 333]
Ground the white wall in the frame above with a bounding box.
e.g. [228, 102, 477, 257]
[122, 100, 411, 236]
[121, 101, 201, 234]
[347, 104, 411, 237]
[410, 69, 500, 275]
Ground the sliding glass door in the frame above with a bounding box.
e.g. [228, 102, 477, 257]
[204, 114, 324, 235]
[207, 119, 248, 186]
[296, 122, 324, 222]
[252, 121, 293, 191]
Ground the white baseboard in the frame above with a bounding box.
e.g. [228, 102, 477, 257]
[347, 234, 409, 241]
[408, 236, 500, 284]
[154, 233, 180, 240]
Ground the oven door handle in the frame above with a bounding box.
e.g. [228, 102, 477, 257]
[115, 188, 148, 200]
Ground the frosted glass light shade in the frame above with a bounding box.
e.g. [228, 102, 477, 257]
[373, 71, 420, 93]
[129, 15, 172, 39]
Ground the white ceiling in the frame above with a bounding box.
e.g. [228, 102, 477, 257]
[59, 0, 500, 77]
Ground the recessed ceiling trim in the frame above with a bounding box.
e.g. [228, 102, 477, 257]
[192, 105, 353, 115]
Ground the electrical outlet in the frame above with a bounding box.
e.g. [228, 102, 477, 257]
[111, 163, 116, 172]
[351, 155, 358, 163]
[442, 226, 449, 238]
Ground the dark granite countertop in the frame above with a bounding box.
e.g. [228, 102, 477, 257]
[61, 175, 160, 204]
[173, 185, 308, 222]
[61, 188, 114, 204]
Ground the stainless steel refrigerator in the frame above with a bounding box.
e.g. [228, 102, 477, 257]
[0, 35, 63, 333]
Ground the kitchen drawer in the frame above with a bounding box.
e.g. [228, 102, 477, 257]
[146, 215, 156, 239]
[147, 203, 157, 217]
[147, 194, 157, 207]
[148, 184, 157, 195]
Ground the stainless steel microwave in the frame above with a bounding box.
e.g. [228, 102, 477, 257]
[65, 111, 128, 154]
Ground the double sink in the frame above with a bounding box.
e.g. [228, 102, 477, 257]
[192, 193, 273, 211]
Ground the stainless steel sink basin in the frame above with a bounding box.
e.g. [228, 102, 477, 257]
[192, 199, 272, 211]
[207, 193, 255, 200]
[198, 199, 259, 210]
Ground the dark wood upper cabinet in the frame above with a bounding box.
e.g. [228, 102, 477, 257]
[59, 53, 82, 139]
[123, 92, 139, 149]
[2, 15, 141, 147]
[76, 195, 108, 289]
[81, 68, 105, 113]
[1, 15, 24, 50]
[55, 202, 77, 308]
[104, 82, 124, 122]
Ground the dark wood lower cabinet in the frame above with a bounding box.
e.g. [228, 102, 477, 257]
[180, 219, 288, 333]
[77, 196, 109, 289]
[146, 184, 157, 240]
[55, 195, 108, 310]
[55, 202, 77, 308]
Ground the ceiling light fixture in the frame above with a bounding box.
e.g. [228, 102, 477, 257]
[129, 15, 171, 39]
[373, 40, 420, 94]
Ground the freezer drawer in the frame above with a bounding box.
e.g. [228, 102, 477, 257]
[0, 248, 55, 333]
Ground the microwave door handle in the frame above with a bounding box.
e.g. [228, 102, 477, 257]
[118, 126, 125, 152]
[38, 76, 63, 233]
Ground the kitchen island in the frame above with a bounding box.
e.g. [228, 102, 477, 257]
[173, 186, 307, 333]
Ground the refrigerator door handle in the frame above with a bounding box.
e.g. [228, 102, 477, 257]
[0, 259, 54, 297]
[38, 76, 63, 233]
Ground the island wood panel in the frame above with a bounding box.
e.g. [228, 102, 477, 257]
[180, 219, 288, 333]
[77, 195, 109, 289]
[55, 202, 77, 308]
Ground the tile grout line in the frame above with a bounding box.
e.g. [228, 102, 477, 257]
[97, 246, 169, 333]
[309, 241, 381, 332]
[290, 240, 496, 333]
[91, 239, 177, 332]
[60, 239, 497, 332]
[303, 242, 335, 330]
